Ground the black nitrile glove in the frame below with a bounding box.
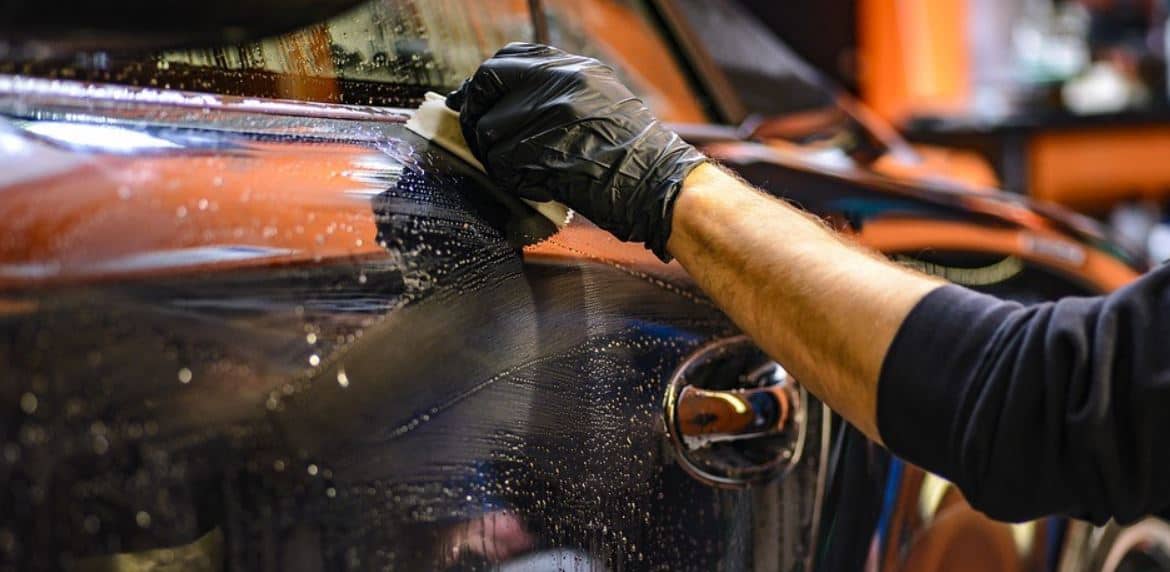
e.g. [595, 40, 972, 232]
[446, 43, 708, 261]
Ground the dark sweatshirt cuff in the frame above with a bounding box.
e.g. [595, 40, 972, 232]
[876, 285, 1014, 478]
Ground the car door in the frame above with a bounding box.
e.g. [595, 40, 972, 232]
[0, 1, 832, 570]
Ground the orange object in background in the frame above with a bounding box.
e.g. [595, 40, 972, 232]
[857, 0, 1170, 213]
[1030, 125, 1170, 213]
[872, 144, 1001, 190]
[882, 467, 1036, 572]
[858, 0, 971, 124]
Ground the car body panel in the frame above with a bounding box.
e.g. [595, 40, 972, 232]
[0, 76, 837, 571]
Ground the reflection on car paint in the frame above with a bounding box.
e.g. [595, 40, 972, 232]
[0, 78, 834, 569]
[0, 80, 1142, 570]
[21, 122, 184, 154]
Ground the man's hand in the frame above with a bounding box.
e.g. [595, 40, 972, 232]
[451, 44, 943, 443]
[450, 45, 1170, 524]
[446, 43, 707, 260]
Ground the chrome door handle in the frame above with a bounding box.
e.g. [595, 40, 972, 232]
[676, 382, 796, 447]
[663, 336, 808, 488]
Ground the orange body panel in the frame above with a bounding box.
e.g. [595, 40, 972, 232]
[0, 140, 389, 288]
[882, 468, 1032, 572]
[873, 144, 1001, 190]
[858, 219, 1139, 292]
[1030, 126, 1170, 212]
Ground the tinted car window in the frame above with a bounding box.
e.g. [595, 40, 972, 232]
[1, 0, 533, 107]
[671, 0, 835, 118]
[5, 0, 714, 123]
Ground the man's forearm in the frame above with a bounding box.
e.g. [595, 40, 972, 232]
[666, 163, 944, 442]
[454, 46, 1170, 522]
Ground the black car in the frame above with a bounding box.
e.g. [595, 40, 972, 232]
[0, 0, 1153, 570]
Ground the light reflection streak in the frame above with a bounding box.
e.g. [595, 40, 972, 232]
[23, 121, 182, 153]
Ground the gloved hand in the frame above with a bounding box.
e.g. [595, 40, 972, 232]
[446, 43, 708, 261]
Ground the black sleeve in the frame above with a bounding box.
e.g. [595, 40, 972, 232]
[877, 263, 1170, 524]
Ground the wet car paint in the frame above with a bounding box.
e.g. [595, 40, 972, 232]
[0, 1, 1156, 569]
[0, 69, 1152, 571]
[0, 80, 835, 571]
